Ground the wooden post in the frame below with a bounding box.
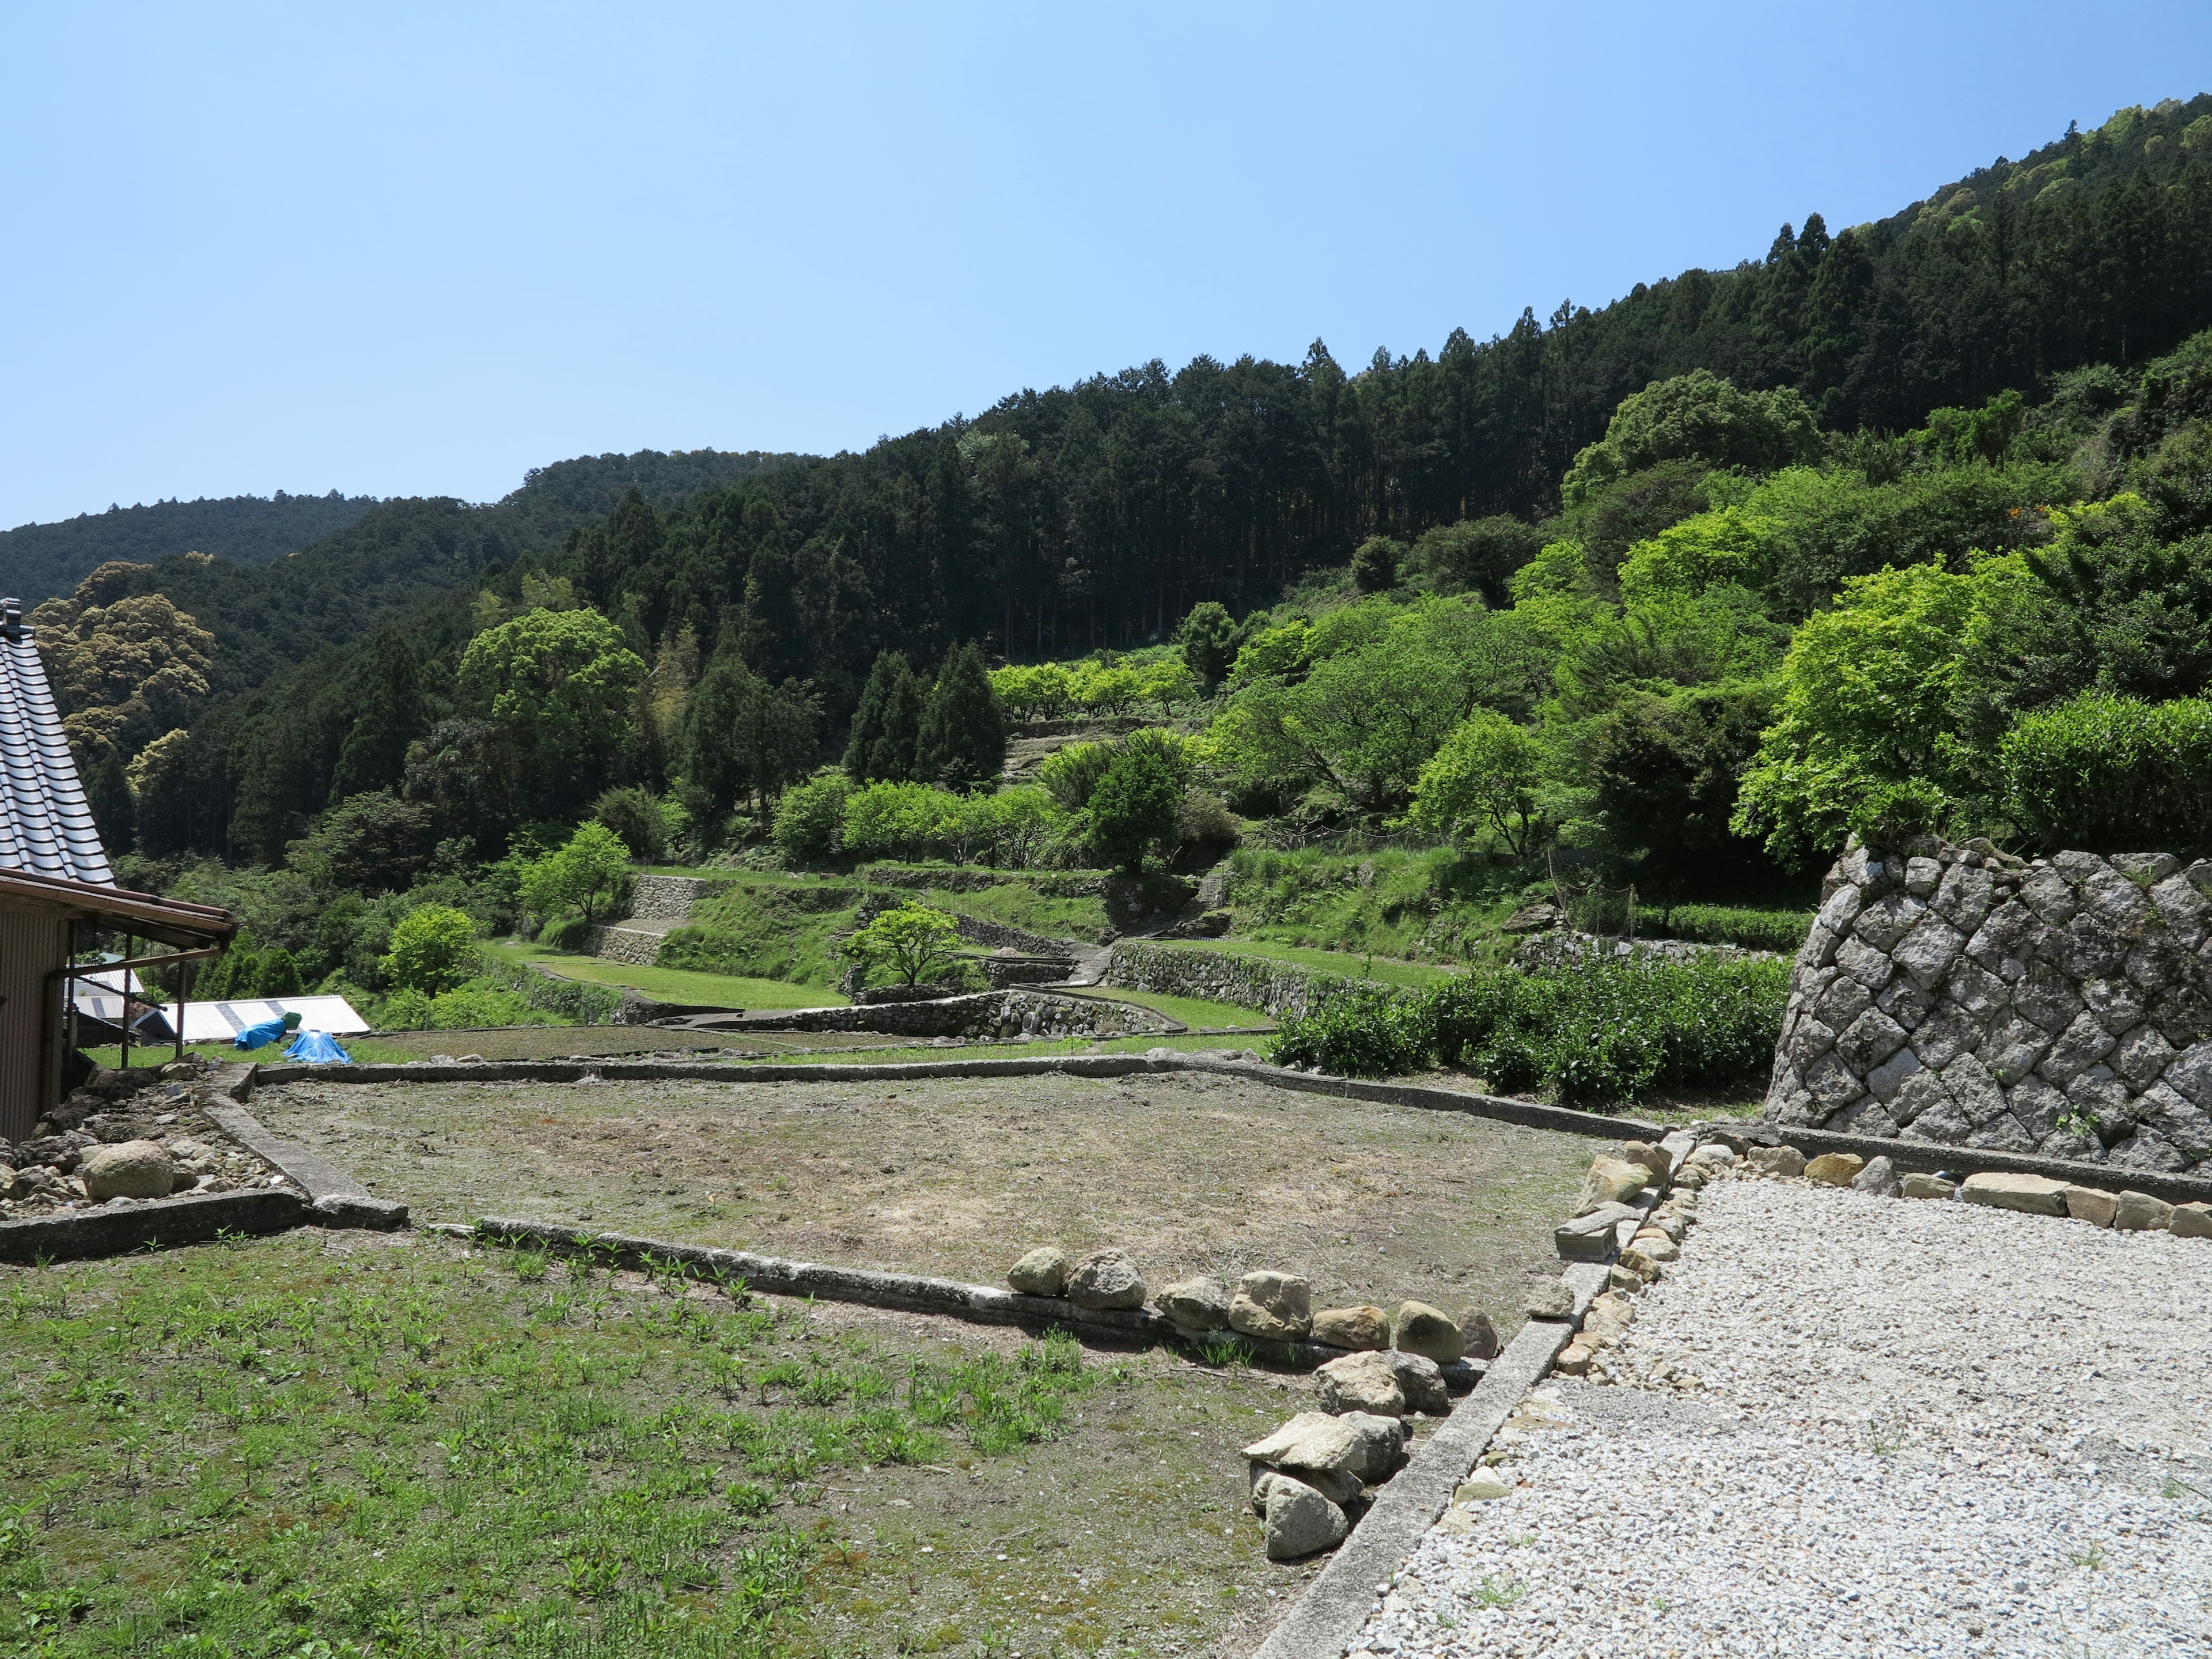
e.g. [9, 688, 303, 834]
[118, 933, 130, 1073]
[175, 959, 188, 1064]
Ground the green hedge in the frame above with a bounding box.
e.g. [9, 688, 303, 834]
[2002, 691, 2212, 853]
[1653, 904, 1814, 953]
[1271, 953, 1789, 1104]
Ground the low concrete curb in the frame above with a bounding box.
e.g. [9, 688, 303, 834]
[199, 1100, 410, 1229]
[253, 1051, 1664, 1143]
[0, 1189, 309, 1264]
[461, 1216, 1485, 1385]
[1251, 1314, 1575, 1659]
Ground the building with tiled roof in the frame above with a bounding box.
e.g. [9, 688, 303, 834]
[0, 596, 234, 1139]
[0, 596, 113, 884]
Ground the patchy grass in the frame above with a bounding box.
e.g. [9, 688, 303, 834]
[251, 1070, 1590, 1334]
[77, 1036, 429, 1070]
[1224, 846, 1529, 964]
[0, 1230, 1314, 1657]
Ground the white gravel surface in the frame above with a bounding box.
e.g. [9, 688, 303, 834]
[1346, 1176, 2212, 1657]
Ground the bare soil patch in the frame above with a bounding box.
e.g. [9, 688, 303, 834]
[252, 1070, 1592, 1340]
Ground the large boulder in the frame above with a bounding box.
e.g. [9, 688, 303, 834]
[1312, 1350, 1404, 1417]
[1006, 1247, 1069, 1296]
[1263, 1478, 1349, 1560]
[1065, 1248, 1146, 1310]
[1392, 1300, 1464, 1365]
[1156, 1276, 1232, 1332]
[79, 1141, 176, 1201]
[1243, 1410, 1406, 1484]
[1229, 1270, 1313, 1342]
[1249, 1461, 1359, 1510]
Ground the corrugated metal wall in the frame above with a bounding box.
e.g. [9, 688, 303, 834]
[0, 909, 67, 1143]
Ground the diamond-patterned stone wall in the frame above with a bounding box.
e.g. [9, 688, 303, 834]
[1767, 838, 2212, 1173]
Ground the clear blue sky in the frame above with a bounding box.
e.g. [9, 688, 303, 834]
[4, 1, 2210, 529]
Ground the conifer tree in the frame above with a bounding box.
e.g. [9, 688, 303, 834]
[329, 626, 427, 805]
[844, 651, 923, 782]
[85, 747, 134, 854]
[914, 642, 1006, 789]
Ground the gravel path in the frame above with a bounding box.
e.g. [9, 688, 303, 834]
[1346, 1177, 2212, 1657]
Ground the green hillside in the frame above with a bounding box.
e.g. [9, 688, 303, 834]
[0, 490, 379, 607]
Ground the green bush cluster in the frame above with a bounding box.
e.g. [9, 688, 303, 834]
[1271, 953, 1788, 1103]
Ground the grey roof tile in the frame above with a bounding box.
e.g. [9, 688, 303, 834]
[0, 597, 113, 885]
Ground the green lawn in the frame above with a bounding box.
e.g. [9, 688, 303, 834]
[1178, 937, 1459, 988]
[488, 945, 847, 1010]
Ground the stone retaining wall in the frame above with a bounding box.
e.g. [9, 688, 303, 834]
[1106, 939, 1353, 1019]
[626, 874, 727, 918]
[1514, 931, 1781, 970]
[578, 923, 666, 965]
[734, 987, 1179, 1040]
[1768, 836, 2212, 1175]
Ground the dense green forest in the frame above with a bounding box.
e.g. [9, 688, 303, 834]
[39, 97, 2212, 903]
[0, 490, 380, 607]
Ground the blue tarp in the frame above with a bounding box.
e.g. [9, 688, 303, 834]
[283, 1029, 351, 1065]
[234, 1017, 290, 1050]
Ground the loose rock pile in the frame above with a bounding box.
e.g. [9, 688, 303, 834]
[1, 1063, 296, 1219]
[1001, 1241, 1501, 1561]
[1769, 835, 2212, 1172]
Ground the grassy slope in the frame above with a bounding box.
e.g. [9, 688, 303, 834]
[488, 942, 848, 1010]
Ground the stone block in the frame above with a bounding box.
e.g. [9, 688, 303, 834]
[1007, 1246, 1069, 1296]
[1836, 935, 1895, 990]
[1804, 1052, 1866, 1111]
[1893, 916, 1969, 990]
[1309, 1304, 1388, 1350]
[2012, 962, 2086, 1033]
[1391, 1301, 1463, 1365]
[2169, 1202, 2212, 1238]
[1901, 1172, 1956, 1200]
[1930, 861, 1996, 934]
[2061, 1185, 2118, 1226]
[1745, 1145, 1805, 1178]
[2149, 873, 2210, 948]
[1965, 900, 2038, 972]
[1850, 1154, 1900, 1196]
[1942, 1052, 2009, 1126]
[1902, 1096, 1972, 1145]
[1965, 1113, 2037, 1153]
[1066, 1248, 1147, 1310]
[1944, 959, 2010, 1017]
[1960, 1172, 2069, 1215]
[1554, 1205, 1634, 1262]
[1909, 1004, 1976, 1071]
[2005, 1074, 2069, 1141]
[1975, 1012, 2052, 1086]
[2113, 1190, 2176, 1232]
[2018, 867, 2080, 928]
[1574, 1156, 1652, 1215]
[1312, 1350, 1404, 1417]
[1229, 1270, 1313, 1342]
[1854, 893, 1929, 952]
[2165, 1042, 2212, 1111]
[1816, 884, 1866, 935]
[1803, 1152, 1865, 1187]
[2082, 978, 2147, 1032]
[1905, 857, 1942, 896]
[1836, 1009, 1910, 1071]
[2039, 1012, 2119, 1088]
[2135, 1081, 2212, 1162]
[1158, 1276, 1232, 1332]
[1816, 975, 1873, 1032]
[2108, 1128, 2189, 1173]
[1830, 1097, 1901, 1137]
[1874, 977, 1936, 1031]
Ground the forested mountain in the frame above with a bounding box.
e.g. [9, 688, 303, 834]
[48, 95, 2212, 870]
[0, 490, 380, 607]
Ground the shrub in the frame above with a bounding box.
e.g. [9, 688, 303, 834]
[1089, 744, 1184, 874]
[1038, 742, 1114, 813]
[2001, 691, 2212, 853]
[380, 904, 479, 995]
[771, 768, 854, 865]
[1426, 956, 1787, 1105]
[1270, 985, 1432, 1078]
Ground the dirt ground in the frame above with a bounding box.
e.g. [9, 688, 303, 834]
[252, 1069, 1593, 1342]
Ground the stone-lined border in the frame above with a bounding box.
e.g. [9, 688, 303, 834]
[1249, 1308, 1580, 1657]
[248, 1051, 1663, 1144]
[448, 1215, 1487, 1386]
[1733, 1117, 2212, 1210]
[0, 1188, 312, 1265]
[0, 1063, 405, 1266]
